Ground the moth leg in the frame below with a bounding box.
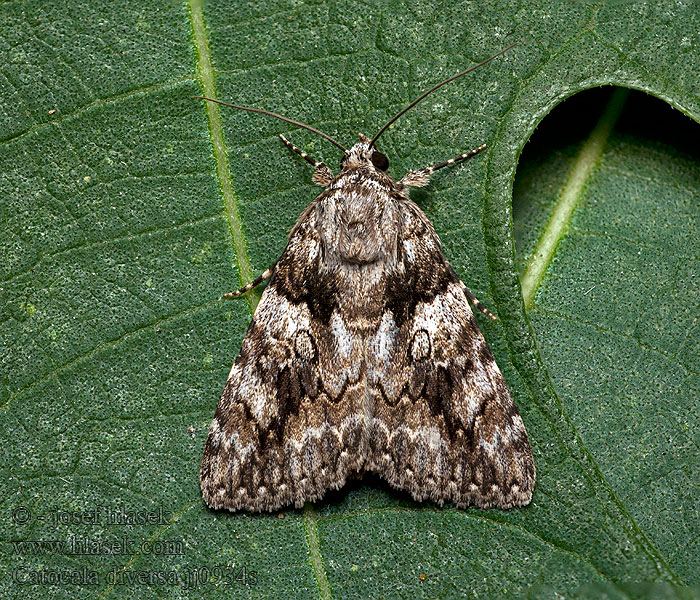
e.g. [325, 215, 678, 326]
[461, 284, 497, 321]
[398, 143, 487, 188]
[222, 265, 275, 299]
[279, 134, 334, 186]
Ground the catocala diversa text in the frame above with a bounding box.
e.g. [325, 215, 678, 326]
[199, 45, 535, 512]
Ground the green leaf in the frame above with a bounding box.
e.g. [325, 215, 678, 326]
[512, 85, 700, 587]
[0, 1, 698, 599]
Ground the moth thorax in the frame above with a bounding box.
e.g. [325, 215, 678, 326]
[335, 190, 399, 265]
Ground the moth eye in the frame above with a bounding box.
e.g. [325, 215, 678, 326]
[371, 151, 389, 171]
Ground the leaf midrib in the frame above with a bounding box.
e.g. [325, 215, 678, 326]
[520, 87, 628, 308]
[190, 0, 256, 311]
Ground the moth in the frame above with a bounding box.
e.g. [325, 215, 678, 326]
[199, 45, 534, 512]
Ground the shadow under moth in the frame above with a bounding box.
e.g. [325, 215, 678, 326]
[199, 44, 534, 512]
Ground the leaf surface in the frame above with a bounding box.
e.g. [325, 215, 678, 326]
[0, 1, 698, 598]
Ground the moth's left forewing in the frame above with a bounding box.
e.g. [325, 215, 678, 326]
[366, 200, 535, 509]
[201, 200, 366, 512]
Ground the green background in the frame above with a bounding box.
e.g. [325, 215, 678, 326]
[1, 1, 698, 598]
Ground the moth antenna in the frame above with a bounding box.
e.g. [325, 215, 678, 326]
[370, 42, 519, 146]
[194, 96, 347, 153]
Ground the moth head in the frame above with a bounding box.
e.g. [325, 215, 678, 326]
[340, 133, 390, 172]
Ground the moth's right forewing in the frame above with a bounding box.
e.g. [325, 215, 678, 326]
[365, 201, 535, 509]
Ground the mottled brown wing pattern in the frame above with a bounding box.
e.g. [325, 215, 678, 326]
[366, 201, 535, 508]
[200, 206, 367, 512]
[198, 46, 535, 514]
[201, 134, 535, 513]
